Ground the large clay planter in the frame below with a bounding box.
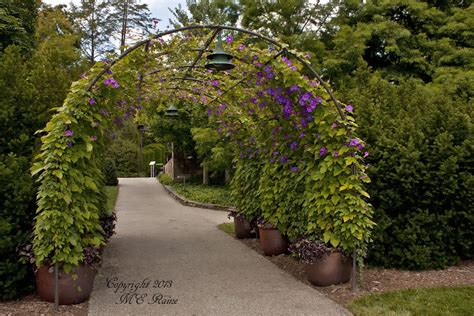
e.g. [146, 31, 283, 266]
[36, 264, 96, 305]
[304, 252, 351, 286]
[234, 216, 252, 239]
[258, 227, 288, 256]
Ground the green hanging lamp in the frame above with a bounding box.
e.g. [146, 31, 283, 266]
[205, 35, 235, 71]
[165, 103, 178, 116]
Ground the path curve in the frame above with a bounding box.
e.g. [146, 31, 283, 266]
[88, 178, 350, 315]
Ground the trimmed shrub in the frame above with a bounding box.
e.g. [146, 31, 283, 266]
[158, 173, 173, 185]
[103, 158, 118, 186]
[351, 76, 473, 269]
[0, 154, 35, 299]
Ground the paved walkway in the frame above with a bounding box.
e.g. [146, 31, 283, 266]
[88, 178, 350, 316]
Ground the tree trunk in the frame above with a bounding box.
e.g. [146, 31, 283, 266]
[203, 165, 209, 185]
[225, 168, 231, 185]
[120, 0, 130, 52]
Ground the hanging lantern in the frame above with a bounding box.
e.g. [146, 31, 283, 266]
[205, 35, 235, 71]
[165, 104, 178, 116]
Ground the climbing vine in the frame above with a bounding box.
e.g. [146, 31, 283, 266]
[32, 27, 374, 270]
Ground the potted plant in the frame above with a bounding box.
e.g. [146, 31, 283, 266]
[228, 210, 257, 239]
[257, 219, 288, 256]
[19, 245, 101, 305]
[289, 238, 352, 286]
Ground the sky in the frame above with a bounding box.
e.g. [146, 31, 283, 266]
[42, 0, 188, 28]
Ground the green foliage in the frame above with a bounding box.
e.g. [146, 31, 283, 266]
[230, 160, 262, 222]
[191, 127, 233, 171]
[218, 222, 234, 235]
[103, 158, 118, 186]
[0, 3, 86, 298]
[348, 286, 474, 316]
[0, 0, 39, 53]
[106, 137, 140, 177]
[353, 76, 473, 269]
[0, 154, 35, 300]
[158, 173, 174, 185]
[105, 185, 119, 215]
[171, 183, 233, 206]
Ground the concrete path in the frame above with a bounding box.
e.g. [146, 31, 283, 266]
[88, 178, 350, 316]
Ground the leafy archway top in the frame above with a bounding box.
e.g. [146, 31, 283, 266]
[32, 25, 374, 271]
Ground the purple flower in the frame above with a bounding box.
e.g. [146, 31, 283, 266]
[299, 92, 312, 105]
[238, 43, 245, 51]
[289, 85, 301, 93]
[267, 88, 276, 96]
[259, 101, 267, 108]
[66, 141, 72, 148]
[345, 105, 353, 112]
[319, 146, 328, 157]
[283, 104, 293, 117]
[290, 166, 299, 172]
[239, 152, 245, 159]
[290, 141, 298, 151]
[226, 35, 233, 44]
[264, 66, 272, 73]
[331, 122, 337, 129]
[299, 132, 306, 138]
[88, 98, 95, 105]
[333, 151, 339, 157]
[357, 143, 365, 150]
[349, 138, 360, 147]
[279, 156, 289, 163]
[305, 53, 311, 59]
[211, 80, 219, 87]
[106, 69, 113, 75]
[100, 109, 109, 116]
[91, 136, 97, 141]
[65, 130, 73, 137]
[300, 118, 308, 128]
[363, 151, 369, 158]
[291, 66, 297, 71]
[270, 158, 275, 163]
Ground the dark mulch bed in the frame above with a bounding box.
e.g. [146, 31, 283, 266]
[0, 294, 88, 316]
[238, 237, 474, 306]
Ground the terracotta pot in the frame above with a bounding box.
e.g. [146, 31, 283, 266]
[258, 227, 288, 256]
[234, 216, 252, 239]
[304, 252, 352, 286]
[35, 264, 96, 305]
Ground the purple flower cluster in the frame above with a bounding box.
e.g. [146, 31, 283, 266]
[104, 77, 119, 89]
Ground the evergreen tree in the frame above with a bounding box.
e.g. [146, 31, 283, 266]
[107, 0, 153, 51]
[69, 0, 115, 64]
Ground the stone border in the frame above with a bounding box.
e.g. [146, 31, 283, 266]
[160, 181, 234, 212]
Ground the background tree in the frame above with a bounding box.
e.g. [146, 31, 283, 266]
[107, 0, 153, 51]
[0, 0, 39, 53]
[169, 0, 240, 27]
[0, 2, 86, 299]
[69, 0, 114, 64]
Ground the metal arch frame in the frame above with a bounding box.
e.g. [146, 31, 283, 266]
[81, 24, 357, 292]
[85, 24, 346, 121]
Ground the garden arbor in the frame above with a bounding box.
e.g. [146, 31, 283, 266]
[31, 25, 374, 278]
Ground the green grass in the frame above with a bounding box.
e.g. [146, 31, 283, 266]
[348, 285, 474, 316]
[170, 183, 233, 207]
[106, 186, 119, 215]
[218, 222, 234, 235]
